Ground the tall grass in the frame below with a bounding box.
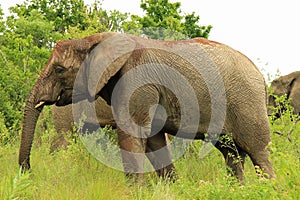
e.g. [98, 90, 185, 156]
[1, 97, 299, 199]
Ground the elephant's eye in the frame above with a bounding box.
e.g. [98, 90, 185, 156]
[55, 65, 67, 74]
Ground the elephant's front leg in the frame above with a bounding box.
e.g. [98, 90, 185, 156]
[146, 132, 176, 181]
[113, 85, 161, 180]
[117, 127, 147, 181]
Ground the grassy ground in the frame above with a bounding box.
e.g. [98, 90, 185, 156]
[0, 116, 299, 200]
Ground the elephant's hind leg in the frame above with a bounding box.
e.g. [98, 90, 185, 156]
[214, 135, 247, 181]
[235, 118, 275, 179]
[247, 147, 275, 179]
[146, 132, 176, 181]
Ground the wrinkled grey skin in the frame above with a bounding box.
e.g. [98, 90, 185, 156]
[51, 99, 170, 153]
[51, 97, 115, 152]
[268, 71, 300, 116]
[19, 32, 275, 181]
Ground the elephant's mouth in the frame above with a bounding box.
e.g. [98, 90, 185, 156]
[34, 86, 88, 108]
[56, 88, 74, 106]
[35, 95, 62, 109]
[35, 88, 73, 108]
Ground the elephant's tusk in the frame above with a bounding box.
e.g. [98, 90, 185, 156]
[35, 101, 45, 108]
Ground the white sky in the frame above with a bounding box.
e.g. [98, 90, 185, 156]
[1, 0, 299, 79]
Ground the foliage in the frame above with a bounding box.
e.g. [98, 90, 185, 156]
[268, 92, 300, 150]
[10, 0, 88, 33]
[0, 6, 5, 33]
[9, 10, 57, 48]
[124, 0, 212, 39]
[6, 168, 34, 199]
[65, 5, 129, 39]
[1, 95, 298, 199]
[1, 114, 299, 199]
[0, 48, 40, 144]
[87, 2, 129, 33]
[268, 93, 298, 122]
[9, 0, 129, 38]
[0, 23, 50, 144]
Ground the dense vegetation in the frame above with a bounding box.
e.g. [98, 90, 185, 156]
[0, 104, 299, 199]
[0, 0, 299, 199]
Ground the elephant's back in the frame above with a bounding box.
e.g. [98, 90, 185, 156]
[201, 42, 266, 99]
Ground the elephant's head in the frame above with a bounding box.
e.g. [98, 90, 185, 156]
[19, 32, 135, 171]
[268, 71, 300, 116]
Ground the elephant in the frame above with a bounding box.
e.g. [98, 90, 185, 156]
[268, 71, 300, 117]
[19, 32, 275, 181]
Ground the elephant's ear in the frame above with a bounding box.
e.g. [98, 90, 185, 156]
[82, 33, 136, 99]
[272, 73, 297, 96]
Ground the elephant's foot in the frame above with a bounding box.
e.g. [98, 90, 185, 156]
[19, 157, 31, 173]
[226, 161, 245, 182]
[156, 163, 177, 182]
[125, 172, 145, 185]
[226, 150, 247, 182]
[249, 150, 275, 179]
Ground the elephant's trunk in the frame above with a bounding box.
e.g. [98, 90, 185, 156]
[19, 82, 44, 171]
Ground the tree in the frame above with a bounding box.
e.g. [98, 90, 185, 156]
[64, 3, 129, 39]
[88, 1, 129, 32]
[183, 12, 211, 39]
[12, 10, 58, 48]
[124, 0, 212, 39]
[0, 6, 5, 33]
[0, 5, 55, 143]
[10, 0, 88, 33]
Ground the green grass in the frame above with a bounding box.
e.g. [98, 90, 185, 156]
[1, 113, 299, 199]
